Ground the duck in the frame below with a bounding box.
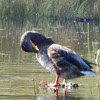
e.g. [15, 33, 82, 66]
[20, 31, 97, 87]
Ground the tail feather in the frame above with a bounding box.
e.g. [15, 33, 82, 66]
[80, 71, 97, 75]
[82, 58, 97, 68]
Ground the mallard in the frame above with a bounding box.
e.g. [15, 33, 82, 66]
[20, 31, 97, 87]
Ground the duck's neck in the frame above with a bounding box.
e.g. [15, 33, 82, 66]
[35, 38, 55, 50]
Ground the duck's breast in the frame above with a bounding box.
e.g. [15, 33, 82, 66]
[36, 53, 56, 74]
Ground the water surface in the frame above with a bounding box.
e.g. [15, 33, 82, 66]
[0, 18, 100, 100]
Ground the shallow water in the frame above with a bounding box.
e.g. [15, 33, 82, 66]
[0, 63, 100, 100]
[0, 18, 100, 100]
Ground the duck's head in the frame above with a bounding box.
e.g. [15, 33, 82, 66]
[20, 31, 54, 53]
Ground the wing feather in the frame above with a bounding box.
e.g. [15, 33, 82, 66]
[48, 44, 92, 71]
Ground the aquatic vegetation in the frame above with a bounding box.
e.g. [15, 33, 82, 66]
[0, 0, 99, 21]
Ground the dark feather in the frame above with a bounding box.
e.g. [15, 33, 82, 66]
[82, 58, 97, 68]
[48, 44, 92, 71]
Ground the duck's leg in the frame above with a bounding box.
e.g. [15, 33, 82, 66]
[61, 79, 67, 88]
[55, 74, 59, 85]
[63, 79, 66, 84]
[48, 74, 60, 87]
[62, 78, 66, 86]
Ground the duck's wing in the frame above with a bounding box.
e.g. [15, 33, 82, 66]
[82, 58, 97, 68]
[47, 44, 92, 71]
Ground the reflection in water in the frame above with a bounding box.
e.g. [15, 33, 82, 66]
[54, 89, 90, 100]
[38, 81, 93, 100]
[38, 86, 91, 100]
